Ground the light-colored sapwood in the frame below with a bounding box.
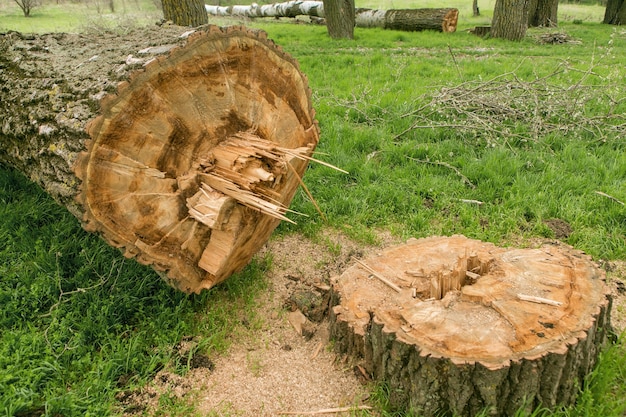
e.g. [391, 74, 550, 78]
[330, 235, 611, 416]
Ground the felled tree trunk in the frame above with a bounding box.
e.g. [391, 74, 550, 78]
[330, 236, 611, 416]
[0, 25, 319, 294]
[205, 2, 459, 33]
[604, 0, 626, 25]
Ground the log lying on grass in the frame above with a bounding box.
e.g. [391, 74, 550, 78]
[330, 235, 611, 416]
[0, 25, 319, 293]
[206, 2, 459, 33]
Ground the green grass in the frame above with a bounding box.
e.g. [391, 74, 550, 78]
[1, 1, 626, 416]
[0, 168, 269, 415]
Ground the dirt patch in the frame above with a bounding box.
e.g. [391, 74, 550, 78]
[191, 230, 398, 415]
[542, 218, 573, 239]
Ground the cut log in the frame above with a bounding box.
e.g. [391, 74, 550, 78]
[205, 3, 458, 33]
[0, 25, 319, 293]
[330, 235, 611, 416]
[354, 8, 458, 32]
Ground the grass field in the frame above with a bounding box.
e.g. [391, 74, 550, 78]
[1, 1, 625, 416]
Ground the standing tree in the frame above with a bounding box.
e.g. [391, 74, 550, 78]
[13, 0, 39, 17]
[162, 0, 208, 26]
[491, 0, 530, 41]
[322, 0, 355, 39]
[604, 0, 626, 25]
[472, 0, 479, 16]
[528, 0, 558, 27]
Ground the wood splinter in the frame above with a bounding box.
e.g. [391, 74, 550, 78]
[517, 293, 563, 306]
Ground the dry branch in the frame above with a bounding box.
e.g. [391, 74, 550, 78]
[407, 156, 475, 188]
[595, 191, 625, 206]
[395, 61, 626, 146]
[278, 405, 373, 415]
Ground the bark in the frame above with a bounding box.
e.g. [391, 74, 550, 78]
[491, 0, 530, 41]
[528, 0, 558, 27]
[0, 25, 319, 294]
[162, 0, 208, 26]
[355, 8, 458, 32]
[472, 0, 480, 17]
[323, 0, 355, 39]
[330, 236, 612, 416]
[205, 3, 459, 33]
[604, 0, 626, 24]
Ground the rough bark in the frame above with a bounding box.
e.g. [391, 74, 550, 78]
[355, 8, 458, 32]
[330, 236, 611, 416]
[0, 25, 319, 294]
[322, 0, 355, 39]
[205, 3, 459, 33]
[491, 0, 530, 41]
[604, 0, 626, 24]
[162, 0, 208, 26]
[527, 0, 558, 27]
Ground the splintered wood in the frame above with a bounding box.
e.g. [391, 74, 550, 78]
[74, 26, 319, 293]
[330, 235, 611, 416]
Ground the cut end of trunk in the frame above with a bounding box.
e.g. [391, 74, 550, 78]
[74, 25, 319, 293]
[442, 8, 459, 32]
[330, 235, 611, 415]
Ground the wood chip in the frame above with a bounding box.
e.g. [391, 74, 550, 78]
[517, 293, 562, 306]
[354, 258, 402, 293]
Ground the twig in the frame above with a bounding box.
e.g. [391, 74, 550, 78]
[279, 405, 373, 415]
[595, 191, 625, 206]
[457, 198, 484, 205]
[287, 161, 328, 223]
[353, 258, 402, 293]
[407, 156, 476, 189]
[517, 293, 562, 307]
[447, 44, 464, 82]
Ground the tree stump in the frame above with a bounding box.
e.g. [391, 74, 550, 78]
[330, 235, 611, 416]
[0, 25, 319, 293]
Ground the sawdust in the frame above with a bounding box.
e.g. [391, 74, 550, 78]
[194, 230, 397, 416]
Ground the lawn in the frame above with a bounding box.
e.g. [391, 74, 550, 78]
[0, 0, 625, 416]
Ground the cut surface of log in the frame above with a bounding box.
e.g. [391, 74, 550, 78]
[330, 235, 611, 416]
[0, 25, 318, 293]
[206, 3, 458, 32]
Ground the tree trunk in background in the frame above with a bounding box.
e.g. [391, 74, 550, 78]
[528, 0, 558, 27]
[206, 3, 459, 33]
[355, 8, 458, 32]
[491, 0, 530, 40]
[330, 236, 612, 416]
[322, 0, 355, 39]
[473, 0, 480, 16]
[0, 26, 319, 294]
[604, 0, 626, 24]
[162, 0, 208, 26]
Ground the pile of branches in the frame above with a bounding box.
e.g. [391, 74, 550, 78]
[536, 32, 582, 45]
[395, 62, 626, 147]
